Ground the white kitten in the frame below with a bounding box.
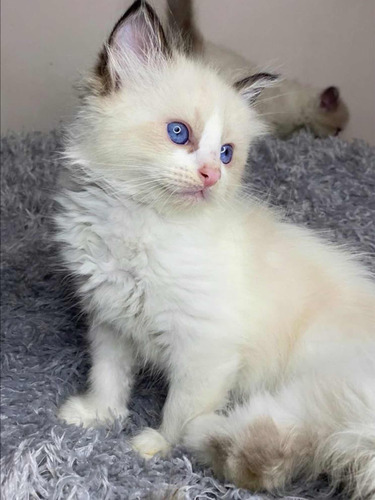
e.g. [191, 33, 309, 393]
[167, 0, 349, 138]
[56, 2, 375, 498]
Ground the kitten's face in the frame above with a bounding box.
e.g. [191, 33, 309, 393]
[79, 59, 261, 212]
[70, 1, 268, 214]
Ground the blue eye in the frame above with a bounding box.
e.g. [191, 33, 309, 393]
[220, 144, 233, 164]
[167, 122, 189, 145]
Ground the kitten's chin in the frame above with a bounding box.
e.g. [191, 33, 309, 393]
[180, 188, 207, 201]
[135, 185, 221, 216]
[152, 187, 217, 216]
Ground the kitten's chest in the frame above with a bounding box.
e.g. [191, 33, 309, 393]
[93, 206, 228, 327]
[62, 192, 247, 365]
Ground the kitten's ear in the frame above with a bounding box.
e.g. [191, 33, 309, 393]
[94, 0, 171, 94]
[234, 72, 279, 104]
[320, 86, 340, 112]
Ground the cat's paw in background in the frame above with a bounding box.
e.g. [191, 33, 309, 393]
[58, 394, 129, 428]
[132, 427, 171, 459]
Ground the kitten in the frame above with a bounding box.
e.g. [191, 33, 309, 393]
[56, 1, 375, 498]
[167, 0, 349, 138]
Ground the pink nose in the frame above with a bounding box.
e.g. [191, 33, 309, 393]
[198, 165, 221, 188]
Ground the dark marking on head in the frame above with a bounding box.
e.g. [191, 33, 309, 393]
[94, 46, 112, 95]
[234, 72, 279, 104]
[107, 1, 171, 58]
[93, 0, 171, 95]
[234, 72, 279, 91]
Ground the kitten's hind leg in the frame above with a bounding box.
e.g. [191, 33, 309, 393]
[183, 402, 313, 493]
[58, 323, 135, 428]
[183, 367, 375, 498]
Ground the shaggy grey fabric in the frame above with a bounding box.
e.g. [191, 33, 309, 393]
[1, 129, 374, 500]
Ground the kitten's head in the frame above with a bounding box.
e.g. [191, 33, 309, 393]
[308, 86, 349, 138]
[68, 0, 274, 214]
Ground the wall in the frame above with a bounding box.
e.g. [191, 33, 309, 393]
[1, 0, 375, 144]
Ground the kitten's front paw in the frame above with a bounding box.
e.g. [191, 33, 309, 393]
[132, 428, 171, 459]
[58, 394, 128, 428]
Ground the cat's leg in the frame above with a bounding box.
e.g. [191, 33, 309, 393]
[58, 323, 135, 427]
[132, 343, 238, 459]
[183, 361, 375, 497]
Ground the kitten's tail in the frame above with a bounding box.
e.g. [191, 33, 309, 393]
[183, 373, 375, 499]
[166, 0, 203, 53]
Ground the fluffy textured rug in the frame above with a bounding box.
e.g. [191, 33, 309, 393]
[1, 130, 374, 500]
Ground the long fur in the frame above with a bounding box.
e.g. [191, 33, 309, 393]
[56, 2, 375, 499]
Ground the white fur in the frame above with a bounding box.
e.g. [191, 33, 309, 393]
[56, 4, 375, 498]
[132, 428, 170, 459]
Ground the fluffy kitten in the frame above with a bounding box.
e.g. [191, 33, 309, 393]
[167, 0, 349, 138]
[56, 2, 375, 498]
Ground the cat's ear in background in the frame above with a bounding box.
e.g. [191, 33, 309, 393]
[320, 86, 340, 112]
[94, 0, 171, 95]
[234, 72, 279, 104]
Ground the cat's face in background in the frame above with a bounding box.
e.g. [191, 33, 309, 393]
[67, 1, 271, 214]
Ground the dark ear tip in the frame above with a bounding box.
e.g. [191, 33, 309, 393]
[108, 0, 162, 47]
[119, 0, 143, 21]
[127, 0, 156, 18]
[320, 86, 340, 111]
[125, 0, 147, 15]
[324, 86, 340, 99]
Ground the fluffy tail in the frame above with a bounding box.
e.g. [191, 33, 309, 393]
[184, 369, 375, 499]
[166, 0, 203, 53]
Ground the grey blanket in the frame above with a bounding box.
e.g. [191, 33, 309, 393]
[1, 130, 375, 499]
